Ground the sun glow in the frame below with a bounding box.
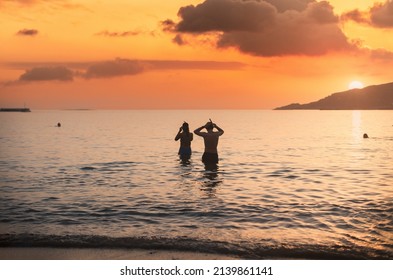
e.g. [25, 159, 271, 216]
[348, 81, 364, 90]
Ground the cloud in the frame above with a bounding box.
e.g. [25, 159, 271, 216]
[0, 0, 90, 11]
[16, 28, 39, 36]
[0, 0, 50, 6]
[172, 34, 186, 45]
[83, 59, 244, 77]
[369, 0, 393, 28]
[4, 0, 38, 4]
[3, 58, 245, 86]
[341, 10, 369, 25]
[145, 60, 244, 70]
[161, 19, 177, 32]
[263, 0, 312, 12]
[95, 30, 143, 37]
[342, 0, 393, 28]
[175, 0, 277, 33]
[364, 48, 393, 61]
[165, 0, 351, 57]
[19, 66, 74, 82]
[83, 59, 145, 79]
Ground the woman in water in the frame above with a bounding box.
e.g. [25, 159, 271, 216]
[175, 122, 193, 161]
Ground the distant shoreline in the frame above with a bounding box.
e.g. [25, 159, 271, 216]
[0, 108, 31, 112]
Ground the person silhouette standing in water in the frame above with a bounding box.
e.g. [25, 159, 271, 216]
[194, 120, 224, 166]
[175, 122, 193, 161]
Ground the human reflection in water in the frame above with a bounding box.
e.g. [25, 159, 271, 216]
[200, 163, 222, 197]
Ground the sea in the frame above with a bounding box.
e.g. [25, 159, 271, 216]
[0, 110, 392, 259]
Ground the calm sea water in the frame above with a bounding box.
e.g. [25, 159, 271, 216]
[0, 110, 392, 259]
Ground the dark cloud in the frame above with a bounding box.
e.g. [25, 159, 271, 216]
[263, 0, 312, 12]
[16, 29, 38, 36]
[304, 1, 338, 24]
[342, 0, 393, 28]
[83, 59, 144, 79]
[217, 23, 349, 56]
[176, 0, 276, 33]
[166, 0, 350, 56]
[341, 10, 369, 25]
[161, 19, 177, 32]
[19, 66, 74, 82]
[173, 0, 314, 33]
[370, 0, 393, 28]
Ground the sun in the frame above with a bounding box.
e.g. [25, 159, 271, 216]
[348, 80, 364, 90]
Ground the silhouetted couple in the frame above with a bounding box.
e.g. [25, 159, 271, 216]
[175, 120, 224, 165]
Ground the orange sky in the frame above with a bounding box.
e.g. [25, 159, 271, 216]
[1, 0, 392, 109]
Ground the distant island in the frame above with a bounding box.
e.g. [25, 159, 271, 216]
[275, 82, 393, 110]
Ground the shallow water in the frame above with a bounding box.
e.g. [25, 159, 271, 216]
[0, 110, 392, 259]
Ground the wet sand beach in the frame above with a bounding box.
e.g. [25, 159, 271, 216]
[0, 247, 239, 260]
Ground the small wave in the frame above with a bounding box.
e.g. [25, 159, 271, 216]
[0, 234, 390, 260]
[80, 161, 137, 172]
[42, 197, 60, 202]
[102, 161, 136, 166]
[80, 166, 96, 171]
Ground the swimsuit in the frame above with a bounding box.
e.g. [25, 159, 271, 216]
[179, 147, 192, 157]
[202, 152, 219, 164]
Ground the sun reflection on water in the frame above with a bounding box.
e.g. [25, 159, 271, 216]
[352, 110, 363, 142]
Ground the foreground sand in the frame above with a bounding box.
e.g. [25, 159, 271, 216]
[0, 247, 240, 260]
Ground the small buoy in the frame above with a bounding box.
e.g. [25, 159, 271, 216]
[57, 122, 61, 127]
[363, 133, 368, 138]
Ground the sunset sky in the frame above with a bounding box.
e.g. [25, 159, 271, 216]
[1, 0, 392, 109]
